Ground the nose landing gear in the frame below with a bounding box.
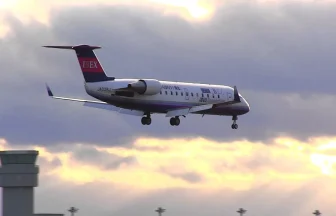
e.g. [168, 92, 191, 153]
[231, 115, 238, 129]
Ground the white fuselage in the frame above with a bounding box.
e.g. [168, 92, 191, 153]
[84, 79, 250, 116]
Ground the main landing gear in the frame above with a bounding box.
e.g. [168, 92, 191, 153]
[170, 116, 180, 126]
[231, 115, 238, 129]
[141, 113, 182, 126]
[141, 113, 152, 125]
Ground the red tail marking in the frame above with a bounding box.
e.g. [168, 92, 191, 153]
[78, 57, 103, 73]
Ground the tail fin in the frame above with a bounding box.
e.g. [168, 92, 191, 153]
[43, 44, 114, 82]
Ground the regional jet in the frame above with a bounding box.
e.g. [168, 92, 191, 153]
[44, 45, 250, 129]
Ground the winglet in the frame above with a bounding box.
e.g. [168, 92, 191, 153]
[233, 86, 241, 102]
[45, 83, 53, 97]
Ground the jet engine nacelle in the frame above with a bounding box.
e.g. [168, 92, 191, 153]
[128, 79, 162, 95]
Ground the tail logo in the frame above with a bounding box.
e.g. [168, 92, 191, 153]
[78, 57, 104, 73]
[82, 60, 98, 69]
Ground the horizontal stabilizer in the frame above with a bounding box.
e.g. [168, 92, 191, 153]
[43, 45, 101, 50]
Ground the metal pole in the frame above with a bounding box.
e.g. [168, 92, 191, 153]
[155, 207, 165, 216]
[313, 210, 321, 216]
[237, 208, 246, 216]
[68, 207, 78, 216]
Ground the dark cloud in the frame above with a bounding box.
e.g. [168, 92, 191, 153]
[71, 145, 137, 169]
[1, 2, 336, 145]
[37, 157, 63, 171]
[169, 172, 204, 183]
[159, 167, 204, 183]
[134, 145, 169, 152]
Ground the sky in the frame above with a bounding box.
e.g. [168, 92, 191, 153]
[1, 0, 336, 215]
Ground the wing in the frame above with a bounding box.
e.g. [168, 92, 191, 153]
[45, 84, 144, 116]
[165, 86, 241, 117]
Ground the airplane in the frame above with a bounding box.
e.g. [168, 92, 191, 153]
[44, 44, 250, 129]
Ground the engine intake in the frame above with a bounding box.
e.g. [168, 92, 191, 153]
[128, 79, 162, 95]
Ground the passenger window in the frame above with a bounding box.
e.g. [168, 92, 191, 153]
[207, 94, 209, 98]
[186, 92, 189, 96]
[218, 95, 220, 98]
[202, 94, 204, 97]
[181, 92, 183, 96]
[165, 91, 167, 95]
[213, 94, 215, 98]
[176, 92, 178, 95]
[160, 91, 162, 94]
[191, 93, 193, 97]
[171, 91, 173, 95]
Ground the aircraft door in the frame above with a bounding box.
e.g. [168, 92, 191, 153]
[227, 92, 232, 101]
[184, 88, 189, 100]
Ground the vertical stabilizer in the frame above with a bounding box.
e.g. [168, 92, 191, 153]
[43, 45, 114, 82]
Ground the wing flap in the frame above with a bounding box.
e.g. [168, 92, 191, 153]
[83, 102, 120, 111]
[189, 104, 213, 113]
[165, 108, 190, 117]
[118, 108, 145, 116]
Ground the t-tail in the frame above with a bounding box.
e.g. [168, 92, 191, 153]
[43, 44, 114, 82]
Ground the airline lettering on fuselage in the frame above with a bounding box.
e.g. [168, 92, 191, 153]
[82, 61, 98, 69]
[202, 88, 223, 95]
[97, 87, 112, 92]
[201, 88, 211, 94]
[161, 85, 181, 90]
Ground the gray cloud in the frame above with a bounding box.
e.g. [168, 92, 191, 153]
[1, 2, 336, 145]
[169, 172, 204, 183]
[71, 145, 137, 170]
[159, 166, 204, 183]
[37, 157, 63, 171]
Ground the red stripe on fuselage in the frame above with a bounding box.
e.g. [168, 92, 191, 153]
[78, 57, 103, 73]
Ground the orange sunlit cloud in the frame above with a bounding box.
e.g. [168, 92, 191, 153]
[1, 0, 335, 38]
[0, 0, 223, 38]
[1, 135, 336, 193]
[0, 0, 222, 22]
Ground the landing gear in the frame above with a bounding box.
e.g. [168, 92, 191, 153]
[170, 117, 180, 126]
[231, 115, 238, 129]
[141, 113, 152, 125]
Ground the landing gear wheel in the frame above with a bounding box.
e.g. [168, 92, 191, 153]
[231, 124, 238, 129]
[175, 117, 180, 126]
[231, 115, 238, 129]
[141, 116, 151, 125]
[170, 117, 180, 126]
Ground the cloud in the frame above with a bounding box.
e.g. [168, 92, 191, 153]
[30, 136, 336, 189]
[0, 0, 223, 36]
[71, 144, 137, 170]
[0, 135, 335, 215]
